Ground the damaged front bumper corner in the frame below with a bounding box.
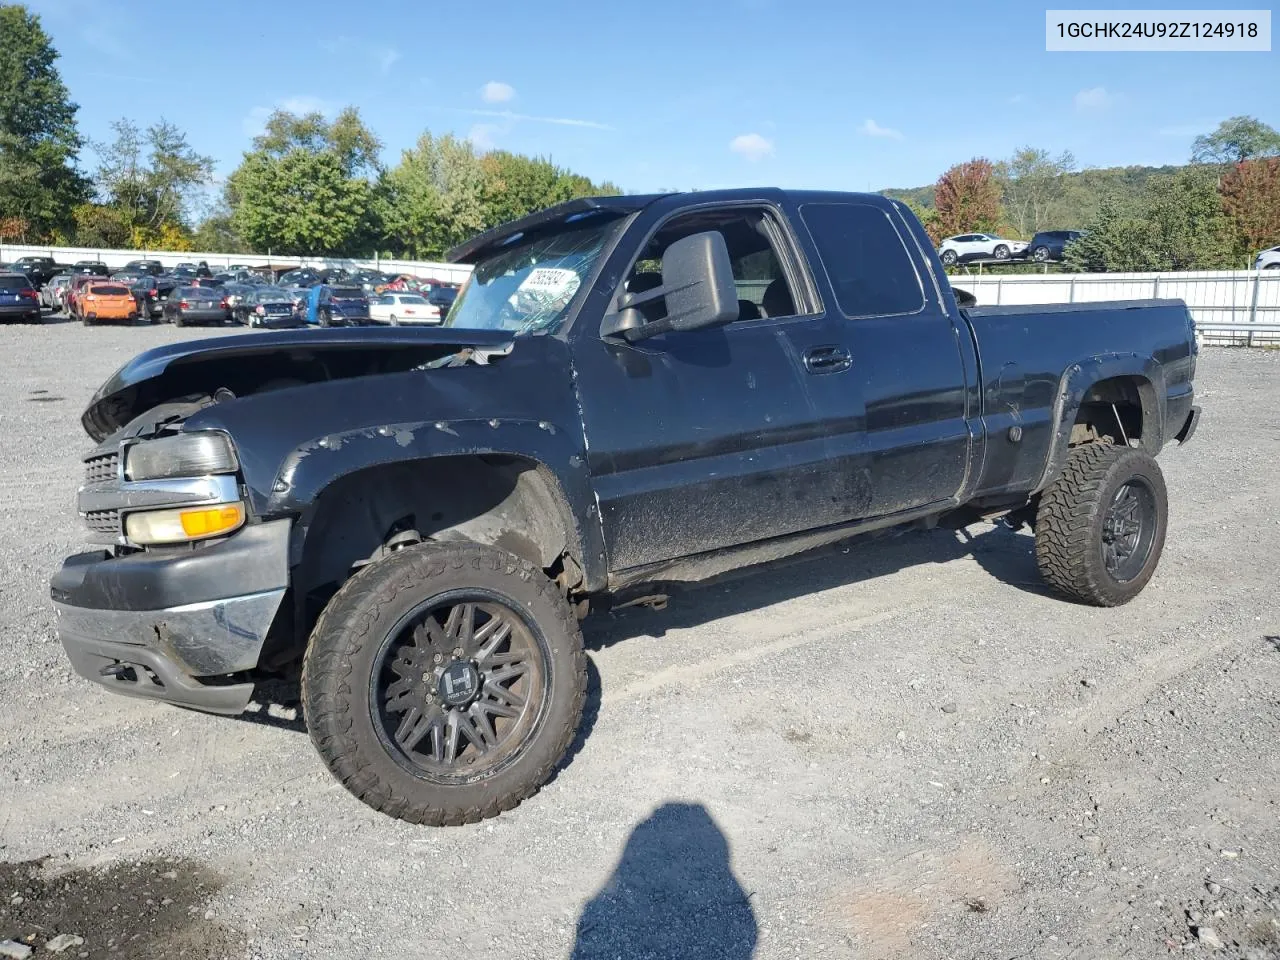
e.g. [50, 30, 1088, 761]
[50, 519, 291, 715]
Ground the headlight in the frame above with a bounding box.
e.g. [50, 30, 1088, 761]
[125, 502, 245, 544]
[125, 433, 239, 481]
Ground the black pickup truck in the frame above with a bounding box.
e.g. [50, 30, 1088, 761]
[51, 189, 1199, 825]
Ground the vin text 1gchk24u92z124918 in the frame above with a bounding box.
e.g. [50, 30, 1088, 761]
[51, 189, 1200, 825]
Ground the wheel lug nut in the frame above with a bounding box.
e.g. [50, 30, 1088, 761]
[453, 647, 463, 657]
[433, 653, 443, 663]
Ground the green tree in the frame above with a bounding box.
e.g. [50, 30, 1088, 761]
[230, 105, 382, 254]
[231, 148, 372, 255]
[934, 158, 1003, 237]
[380, 133, 486, 259]
[0, 4, 88, 237]
[1065, 168, 1235, 272]
[996, 147, 1076, 237]
[1191, 115, 1280, 164]
[94, 117, 213, 236]
[253, 106, 381, 177]
[902, 197, 941, 243]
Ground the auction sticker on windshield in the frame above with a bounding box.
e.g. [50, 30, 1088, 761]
[518, 267, 580, 297]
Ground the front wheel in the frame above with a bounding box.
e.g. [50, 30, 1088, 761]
[993, 244, 1010, 260]
[1035, 444, 1168, 606]
[317, 308, 332, 327]
[302, 541, 587, 825]
[941, 249, 958, 266]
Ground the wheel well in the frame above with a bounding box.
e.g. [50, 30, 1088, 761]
[1072, 376, 1153, 447]
[291, 454, 581, 635]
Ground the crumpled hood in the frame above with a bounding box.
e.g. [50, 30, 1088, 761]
[82, 327, 514, 442]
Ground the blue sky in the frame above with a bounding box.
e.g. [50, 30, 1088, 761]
[25, 0, 1279, 200]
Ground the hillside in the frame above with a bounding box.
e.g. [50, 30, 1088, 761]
[882, 163, 1186, 231]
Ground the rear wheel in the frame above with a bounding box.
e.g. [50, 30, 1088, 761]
[302, 541, 586, 825]
[172, 312, 185, 327]
[318, 308, 333, 327]
[1033, 246, 1050, 262]
[1035, 444, 1168, 606]
[389, 314, 399, 326]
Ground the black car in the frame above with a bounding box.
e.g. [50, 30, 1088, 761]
[1022, 230, 1085, 263]
[424, 282, 458, 316]
[120, 259, 165, 276]
[278, 268, 321, 287]
[162, 286, 230, 326]
[237, 287, 302, 328]
[0, 273, 41, 322]
[11, 256, 63, 288]
[70, 261, 110, 277]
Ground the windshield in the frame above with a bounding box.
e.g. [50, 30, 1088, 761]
[444, 218, 619, 334]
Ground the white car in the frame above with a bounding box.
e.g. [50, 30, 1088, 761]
[369, 292, 442, 325]
[938, 233, 1029, 266]
[1255, 246, 1280, 270]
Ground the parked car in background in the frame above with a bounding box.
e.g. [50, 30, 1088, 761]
[79, 282, 140, 325]
[1255, 246, 1280, 269]
[64, 274, 99, 317]
[938, 233, 1028, 265]
[0, 273, 41, 322]
[425, 282, 458, 317]
[1021, 230, 1085, 263]
[41, 273, 73, 311]
[119, 259, 165, 276]
[278, 268, 322, 287]
[303, 284, 370, 325]
[11, 255, 63, 288]
[69, 261, 110, 277]
[368, 292, 440, 325]
[163, 286, 230, 327]
[237, 287, 302, 328]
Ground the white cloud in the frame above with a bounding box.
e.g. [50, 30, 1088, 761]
[481, 81, 516, 103]
[378, 48, 401, 75]
[458, 108, 612, 130]
[858, 118, 903, 140]
[729, 132, 774, 161]
[468, 124, 500, 152]
[1008, 93, 1029, 105]
[1074, 86, 1113, 111]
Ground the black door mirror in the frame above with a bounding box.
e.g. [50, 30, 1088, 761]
[602, 231, 739, 342]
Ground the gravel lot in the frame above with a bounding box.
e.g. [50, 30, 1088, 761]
[1, 318, 1277, 960]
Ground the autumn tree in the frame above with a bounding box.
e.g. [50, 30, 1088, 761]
[1219, 158, 1280, 254]
[934, 159, 1002, 237]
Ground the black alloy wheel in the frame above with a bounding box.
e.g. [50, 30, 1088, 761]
[370, 593, 548, 781]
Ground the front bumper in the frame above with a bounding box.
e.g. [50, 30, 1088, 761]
[50, 518, 291, 714]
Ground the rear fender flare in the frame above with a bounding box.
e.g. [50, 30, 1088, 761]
[1034, 354, 1165, 493]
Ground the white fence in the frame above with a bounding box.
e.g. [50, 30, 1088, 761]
[949, 270, 1280, 346]
[0, 242, 474, 284]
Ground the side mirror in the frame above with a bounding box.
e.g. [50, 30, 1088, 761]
[601, 231, 738, 342]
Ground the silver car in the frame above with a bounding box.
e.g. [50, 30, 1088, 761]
[1255, 246, 1280, 270]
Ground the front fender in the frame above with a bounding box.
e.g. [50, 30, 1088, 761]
[267, 417, 607, 591]
[1033, 353, 1166, 493]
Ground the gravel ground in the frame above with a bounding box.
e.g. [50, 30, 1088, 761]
[0, 317, 1277, 959]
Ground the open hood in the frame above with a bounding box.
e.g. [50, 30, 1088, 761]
[82, 327, 515, 442]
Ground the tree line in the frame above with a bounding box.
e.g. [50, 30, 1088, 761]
[0, 4, 619, 259]
[886, 115, 1280, 272]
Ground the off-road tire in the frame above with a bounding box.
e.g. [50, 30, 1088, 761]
[1035, 443, 1168, 606]
[302, 541, 587, 825]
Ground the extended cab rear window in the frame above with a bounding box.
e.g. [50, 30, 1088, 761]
[800, 203, 925, 318]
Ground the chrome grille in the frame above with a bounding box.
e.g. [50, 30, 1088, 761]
[84, 452, 120, 483]
[83, 509, 121, 535]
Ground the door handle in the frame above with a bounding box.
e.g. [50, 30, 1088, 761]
[803, 345, 852, 374]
